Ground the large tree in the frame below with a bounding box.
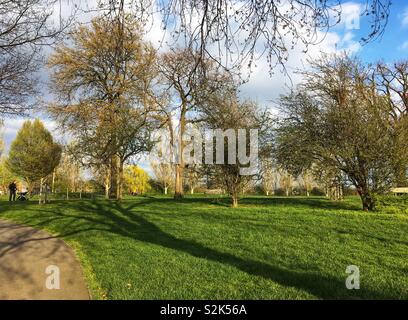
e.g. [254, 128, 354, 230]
[198, 85, 264, 207]
[275, 54, 408, 211]
[48, 15, 156, 200]
[376, 61, 408, 186]
[7, 119, 61, 203]
[157, 48, 226, 198]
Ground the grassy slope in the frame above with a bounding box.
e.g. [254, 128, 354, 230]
[0, 196, 407, 299]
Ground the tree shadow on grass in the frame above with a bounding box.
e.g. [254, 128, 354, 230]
[111, 195, 362, 211]
[239, 197, 362, 211]
[132, 195, 361, 211]
[71, 200, 388, 299]
[0, 198, 390, 299]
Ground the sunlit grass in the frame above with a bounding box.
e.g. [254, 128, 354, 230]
[0, 196, 407, 299]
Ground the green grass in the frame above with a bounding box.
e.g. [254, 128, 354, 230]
[0, 195, 407, 299]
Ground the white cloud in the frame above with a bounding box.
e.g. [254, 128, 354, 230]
[1, 118, 60, 155]
[402, 8, 408, 27]
[239, 28, 360, 107]
[1, 1, 363, 169]
[337, 2, 362, 31]
[399, 40, 408, 51]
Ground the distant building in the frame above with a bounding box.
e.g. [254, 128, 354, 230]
[391, 187, 408, 195]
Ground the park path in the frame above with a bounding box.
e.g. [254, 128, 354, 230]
[0, 219, 89, 300]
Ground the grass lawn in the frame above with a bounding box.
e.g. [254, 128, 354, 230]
[0, 195, 407, 299]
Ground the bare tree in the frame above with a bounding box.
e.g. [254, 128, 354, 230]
[0, 0, 73, 116]
[158, 48, 224, 198]
[376, 61, 408, 120]
[275, 54, 408, 210]
[376, 61, 408, 186]
[300, 171, 314, 197]
[260, 159, 276, 196]
[91, 162, 112, 199]
[279, 169, 293, 197]
[151, 162, 174, 195]
[96, 0, 390, 74]
[185, 164, 200, 194]
[199, 85, 262, 207]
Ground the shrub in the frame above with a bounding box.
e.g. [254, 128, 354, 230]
[376, 195, 408, 214]
[311, 187, 326, 196]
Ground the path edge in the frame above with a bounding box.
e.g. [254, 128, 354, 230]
[0, 218, 104, 300]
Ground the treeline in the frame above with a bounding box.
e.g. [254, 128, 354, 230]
[0, 1, 405, 211]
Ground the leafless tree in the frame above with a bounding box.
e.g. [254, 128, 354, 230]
[260, 158, 276, 196]
[157, 48, 226, 198]
[199, 86, 262, 207]
[0, 0, 73, 116]
[96, 0, 390, 74]
[275, 54, 408, 210]
[151, 162, 174, 195]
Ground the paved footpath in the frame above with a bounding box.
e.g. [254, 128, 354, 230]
[0, 219, 89, 300]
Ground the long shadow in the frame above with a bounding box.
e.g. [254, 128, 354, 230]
[138, 195, 361, 211]
[0, 198, 390, 299]
[70, 200, 386, 299]
[239, 197, 361, 211]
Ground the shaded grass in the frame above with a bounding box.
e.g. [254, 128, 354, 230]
[0, 196, 407, 299]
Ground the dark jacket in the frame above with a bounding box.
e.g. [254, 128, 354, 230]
[8, 183, 17, 192]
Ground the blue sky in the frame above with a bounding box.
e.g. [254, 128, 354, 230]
[1, 0, 407, 167]
[348, 1, 408, 64]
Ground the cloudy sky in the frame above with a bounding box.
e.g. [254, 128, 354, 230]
[1, 0, 407, 172]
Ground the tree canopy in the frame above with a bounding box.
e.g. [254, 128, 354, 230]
[7, 119, 62, 184]
[275, 54, 408, 211]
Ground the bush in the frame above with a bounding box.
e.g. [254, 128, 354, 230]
[376, 195, 408, 214]
[311, 187, 326, 196]
[273, 188, 286, 196]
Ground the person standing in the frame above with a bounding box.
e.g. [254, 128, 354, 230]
[8, 181, 17, 202]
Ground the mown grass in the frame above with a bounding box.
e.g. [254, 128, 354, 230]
[0, 195, 407, 299]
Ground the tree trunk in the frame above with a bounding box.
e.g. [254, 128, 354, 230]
[395, 166, 408, 187]
[190, 187, 194, 194]
[66, 187, 69, 200]
[39, 178, 43, 204]
[52, 170, 55, 193]
[358, 187, 376, 211]
[104, 171, 110, 199]
[164, 186, 168, 195]
[44, 182, 48, 203]
[266, 191, 269, 196]
[174, 112, 185, 199]
[174, 164, 184, 199]
[116, 160, 124, 201]
[109, 154, 119, 199]
[105, 183, 109, 199]
[231, 194, 238, 208]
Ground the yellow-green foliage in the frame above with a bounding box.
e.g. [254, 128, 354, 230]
[377, 195, 408, 214]
[7, 119, 62, 183]
[123, 165, 151, 195]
